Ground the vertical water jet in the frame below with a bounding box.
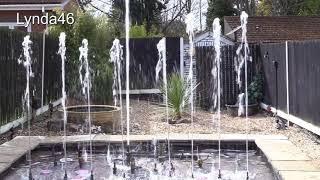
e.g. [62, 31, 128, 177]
[109, 39, 125, 163]
[185, 12, 195, 178]
[212, 17, 222, 179]
[58, 32, 68, 178]
[125, 0, 130, 147]
[18, 35, 33, 180]
[78, 39, 93, 178]
[155, 37, 171, 164]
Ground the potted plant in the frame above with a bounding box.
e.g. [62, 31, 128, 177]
[226, 74, 263, 116]
[247, 73, 263, 114]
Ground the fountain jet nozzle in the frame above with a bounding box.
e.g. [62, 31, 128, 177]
[246, 171, 249, 180]
[218, 169, 222, 179]
[54, 156, 58, 167]
[153, 163, 158, 173]
[126, 146, 131, 166]
[169, 162, 175, 177]
[28, 169, 33, 180]
[130, 157, 135, 174]
[63, 170, 68, 180]
[51, 145, 58, 167]
[78, 147, 83, 169]
[170, 162, 175, 172]
[113, 161, 117, 175]
[90, 170, 94, 180]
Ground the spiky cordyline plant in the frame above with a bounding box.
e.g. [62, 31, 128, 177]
[160, 73, 198, 120]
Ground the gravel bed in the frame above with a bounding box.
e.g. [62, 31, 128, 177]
[0, 100, 319, 168]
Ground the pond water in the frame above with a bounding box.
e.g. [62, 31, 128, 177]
[4, 142, 277, 180]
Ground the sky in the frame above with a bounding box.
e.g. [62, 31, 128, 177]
[89, 0, 208, 31]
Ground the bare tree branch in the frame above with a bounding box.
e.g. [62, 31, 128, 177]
[161, 1, 188, 33]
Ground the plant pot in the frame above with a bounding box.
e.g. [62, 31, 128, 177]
[225, 104, 259, 117]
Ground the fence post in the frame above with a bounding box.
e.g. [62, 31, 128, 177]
[180, 37, 184, 78]
[285, 41, 290, 126]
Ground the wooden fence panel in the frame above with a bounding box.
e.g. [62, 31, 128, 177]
[195, 46, 215, 109]
[0, 30, 27, 125]
[43, 36, 61, 105]
[195, 44, 258, 110]
[259, 43, 287, 112]
[288, 40, 320, 127]
[121, 37, 181, 90]
[259, 40, 320, 128]
[0, 29, 60, 126]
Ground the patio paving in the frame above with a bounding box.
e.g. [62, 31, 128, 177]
[0, 163, 9, 175]
[256, 139, 320, 180]
[271, 161, 319, 171]
[280, 171, 320, 180]
[0, 136, 42, 175]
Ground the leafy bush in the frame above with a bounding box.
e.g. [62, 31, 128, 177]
[49, 11, 114, 104]
[130, 25, 148, 38]
[248, 73, 263, 104]
[92, 63, 113, 104]
[130, 24, 163, 38]
[161, 73, 196, 119]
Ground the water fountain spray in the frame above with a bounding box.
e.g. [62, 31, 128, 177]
[238, 11, 250, 180]
[155, 38, 171, 165]
[58, 32, 68, 179]
[125, 0, 130, 147]
[185, 12, 195, 178]
[124, 1, 130, 177]
[106, 144, 111, 165]
[18, 35, 33, 180]
[78, 39, 94, 179]
[212, 18, 222, 179]
[110, 39, 125, 164]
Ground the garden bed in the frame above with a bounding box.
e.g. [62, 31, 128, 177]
[0, 100, 319, 168]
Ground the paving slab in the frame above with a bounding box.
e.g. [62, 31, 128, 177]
[2, 136, 41, 149]
[0, 146, 27, 155]
[0, 136, 41, 174]
[256, 139, 320, 180]
[256, 139, 311, 161]
[0, 154, 23, 163]
[40, 136, 61, 144]
[0, 163, 10, 174]
[279, 171, 320, 180]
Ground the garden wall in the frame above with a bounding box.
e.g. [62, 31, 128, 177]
[0, 29, 61, 126]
